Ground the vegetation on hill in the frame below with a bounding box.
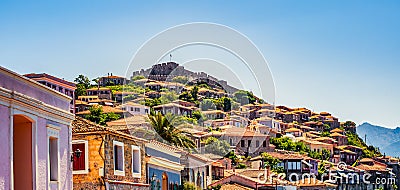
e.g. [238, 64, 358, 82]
[346, 132, 381, 158]
[203, 137, 230, 156]
[233, 90, 257, 105]
[171, 76, 189, 84]
[85, 106, 120, 125]
[270, 137, 331, 160]
[132, 75, 145, 81]
[106, 84, 145, 94]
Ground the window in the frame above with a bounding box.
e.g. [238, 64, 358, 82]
[145, 109, 149, 113]
[134, 108, 140, 112]
[131, 145, 141, 177]
[248, 140, 251, 147]
[296, 162, 301, 170]
[256, 140, 260, 147]
[263, 141, 267, 147]
[130, 107, 134, 112]
[113, 141, 125, 176]
[72, 140, 88, 174]
[241, 140, 245, 147]
[229, 138, 233, 146]
[49, 137, 59, 181]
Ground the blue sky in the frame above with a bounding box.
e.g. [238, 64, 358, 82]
[1, 1, 399, 128]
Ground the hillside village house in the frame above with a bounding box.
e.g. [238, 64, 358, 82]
[202, 110, 226, 120]
[153, 102, 194, 116]
[119, 102, 150, 115]
[86, 87, 112, 100]
[220, 128, 274, 157]
[113, 91, 137, 103]
[249, 151, 318, 180]
[72, 117, 148, 189]
[0, 67, 75, 190]
[98, 74, 128, 86]
[24, 73, 77, 113]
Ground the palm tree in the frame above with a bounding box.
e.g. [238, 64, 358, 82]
[148, 112, 196, 149]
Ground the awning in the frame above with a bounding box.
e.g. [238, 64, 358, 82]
[301, 160, 312, 167]
[105, 102, 113, 106]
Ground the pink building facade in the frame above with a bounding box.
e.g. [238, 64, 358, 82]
[0, 67, 74, 190]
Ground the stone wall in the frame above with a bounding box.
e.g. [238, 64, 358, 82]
[73, 135, 105, 189]
[104, 134, 147, 184]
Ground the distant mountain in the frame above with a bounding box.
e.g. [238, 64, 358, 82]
[357, 122, 400, 157]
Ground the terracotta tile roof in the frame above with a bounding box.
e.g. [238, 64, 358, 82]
[359, 158, 374, 162]
[78, 95, 99, 99]
[75, 105, 124, 115]
[122, 101, 148, 107]
[330, 128, 344, 133]
[106, 115, 149, 126]
[153, 103, 194, 110]
[101, 75, 125, 79]
[86, 87, 111, 91]
[75, 100, 88, 105]
[72, 116, 147, 142]
[285, 127, 301, 133]
[356, 163, 387, 172]
[202, 110, 226, 114]
[330, 132, 347, 137]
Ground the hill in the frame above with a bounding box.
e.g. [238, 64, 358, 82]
[357, 122, 400, 157]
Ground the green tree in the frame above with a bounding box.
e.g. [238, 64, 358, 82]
[261, 152, 283, 173]
[159, 91, 178, 104]
[233, 90, 256, 105]
[74, 75, 91, 97]
[85, 105, 120, 125]
[213, 97, 232, 112]
[171, 76, 189, 84]
[191, 86, 199, 101]
[192, 110, 205, 122]
[148, 112, 195, 149]
[321, 148, 331, 160]
[200, 99, 216, 111]
[132, 75, 145, 81]
[182, 182, 201, 190]
[320, 131, 331, 137]
[203, 137, 230, 156]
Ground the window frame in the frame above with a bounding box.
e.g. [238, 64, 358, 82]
[113, 140, 125, 176]
[72, 140, 89, 174]
[131, 145, 141, 178]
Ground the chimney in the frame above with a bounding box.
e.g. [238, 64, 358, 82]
[111, 73, 113, 76]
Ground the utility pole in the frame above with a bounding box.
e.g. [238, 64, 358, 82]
[365, 134, 367, 144]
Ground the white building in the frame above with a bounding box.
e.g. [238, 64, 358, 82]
[120, 102, 149, 115]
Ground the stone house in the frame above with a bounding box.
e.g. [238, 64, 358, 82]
[0, 67, 75, 190]
[71, 117, 149, 190]
[220, 128, 273, 157]
[153, 103, 194, 117]
[98, 74, 128, 86]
